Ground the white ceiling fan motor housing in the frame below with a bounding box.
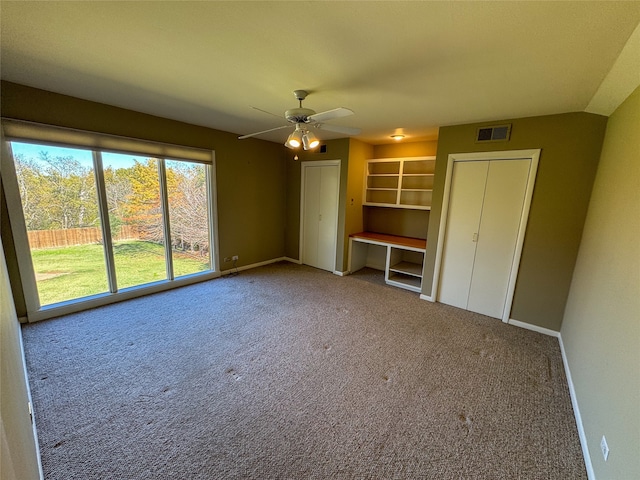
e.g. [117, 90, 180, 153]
[285, 107, 316, 123]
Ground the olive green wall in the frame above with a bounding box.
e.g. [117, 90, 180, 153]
[1, 81, 287, 316]
[372, 139, 438, 159]
[345, 139, 372, 263]
[365, 141, 438, 239]
[1, 235, 41, 480]
[561, 86, 640, 480]
[424, 112, 607, 331]
[284, 151, 302, 261]
[363, 207, 430, 240]
[284, 138, 351, 271]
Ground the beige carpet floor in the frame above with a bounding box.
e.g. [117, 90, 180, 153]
[22, 261, 586, 479]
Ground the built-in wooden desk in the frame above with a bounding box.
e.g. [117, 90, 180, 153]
[348, 232, 426, 293]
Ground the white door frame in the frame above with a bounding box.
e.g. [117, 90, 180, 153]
[299, 160, 341, 272]
[431, 149, 540, 323]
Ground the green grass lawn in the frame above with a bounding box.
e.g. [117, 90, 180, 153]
[31, 240, 210, 306]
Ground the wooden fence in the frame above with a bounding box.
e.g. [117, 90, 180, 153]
[27, 225, 140, 249]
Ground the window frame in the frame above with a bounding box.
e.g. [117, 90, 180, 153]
[1, 121, 220, 322]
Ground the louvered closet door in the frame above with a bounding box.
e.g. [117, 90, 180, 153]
[438, 159, 530, 319]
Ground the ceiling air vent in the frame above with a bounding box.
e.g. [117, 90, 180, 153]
[476, 124, 511, 143]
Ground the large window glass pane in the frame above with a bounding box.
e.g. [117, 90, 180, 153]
[165, 160, 211, 277]
[102, 153, 167, 289]
[11, 142, 108, 305]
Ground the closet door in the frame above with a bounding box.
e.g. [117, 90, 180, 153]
[438, 158, 531, 319]
[438, 161, 489, 309]
[301, 163, 339, 272]
[467, 159, 530, 318]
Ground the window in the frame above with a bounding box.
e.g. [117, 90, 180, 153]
[2, 120, 217, 321]
[12, 143, 110, 305]
[164, 160, 211, 277]
[102, 153, 171, 289]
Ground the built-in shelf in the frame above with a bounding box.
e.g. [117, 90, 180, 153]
[364, 157, 436, 210]
[389, 261, 423, 277]
[387, 272, 422, 290]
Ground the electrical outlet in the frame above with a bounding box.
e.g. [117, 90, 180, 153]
[232, 255, 238, 261]
[223, 257, 231, 263]
[600, 435, 609, 461]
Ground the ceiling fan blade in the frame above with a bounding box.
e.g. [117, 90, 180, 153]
[313, 123, 361, 136]
[250, 106, 283, 119]
[238, 125, 291, 140]
[306, 107, 354, 123]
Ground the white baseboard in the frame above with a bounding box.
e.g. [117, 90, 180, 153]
[507, 318, 560, 337]
[17, 314, 45, 479]
[221, 257, 344, 277]
[558, 334, 595, 480]
[419, 294, 434, 302]
[221, 257, 287, 275]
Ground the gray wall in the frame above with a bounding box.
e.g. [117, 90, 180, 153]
[561, 86, 640, 479]
[423, 112, 607, 331]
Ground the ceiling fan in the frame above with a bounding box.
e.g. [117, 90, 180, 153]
[238, 90, 361, 150]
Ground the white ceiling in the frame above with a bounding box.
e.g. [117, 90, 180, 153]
[1, 1, 639, 145]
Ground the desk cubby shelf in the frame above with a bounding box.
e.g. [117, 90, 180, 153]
[348, 232, 426, 293]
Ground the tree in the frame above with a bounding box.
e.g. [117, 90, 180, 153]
[166, 162, 209, 255]
[103, 165, 133, 235]
[14, 154, 51, 230]
[14, 149, 210, 254]
[14, 151, 100, 231]
[117, 159, 164, 242]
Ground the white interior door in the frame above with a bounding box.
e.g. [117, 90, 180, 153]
[467, 159, 530, 318]
[438, 161, 489, 309]
[301, 162, 339, 272]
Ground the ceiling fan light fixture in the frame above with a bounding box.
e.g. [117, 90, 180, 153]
[390, 134, 405, 141]
[302, 131, 320, 150]
[286, 127, 303, 148]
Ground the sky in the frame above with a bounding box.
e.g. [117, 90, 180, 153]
[10, 141, 150, 170]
